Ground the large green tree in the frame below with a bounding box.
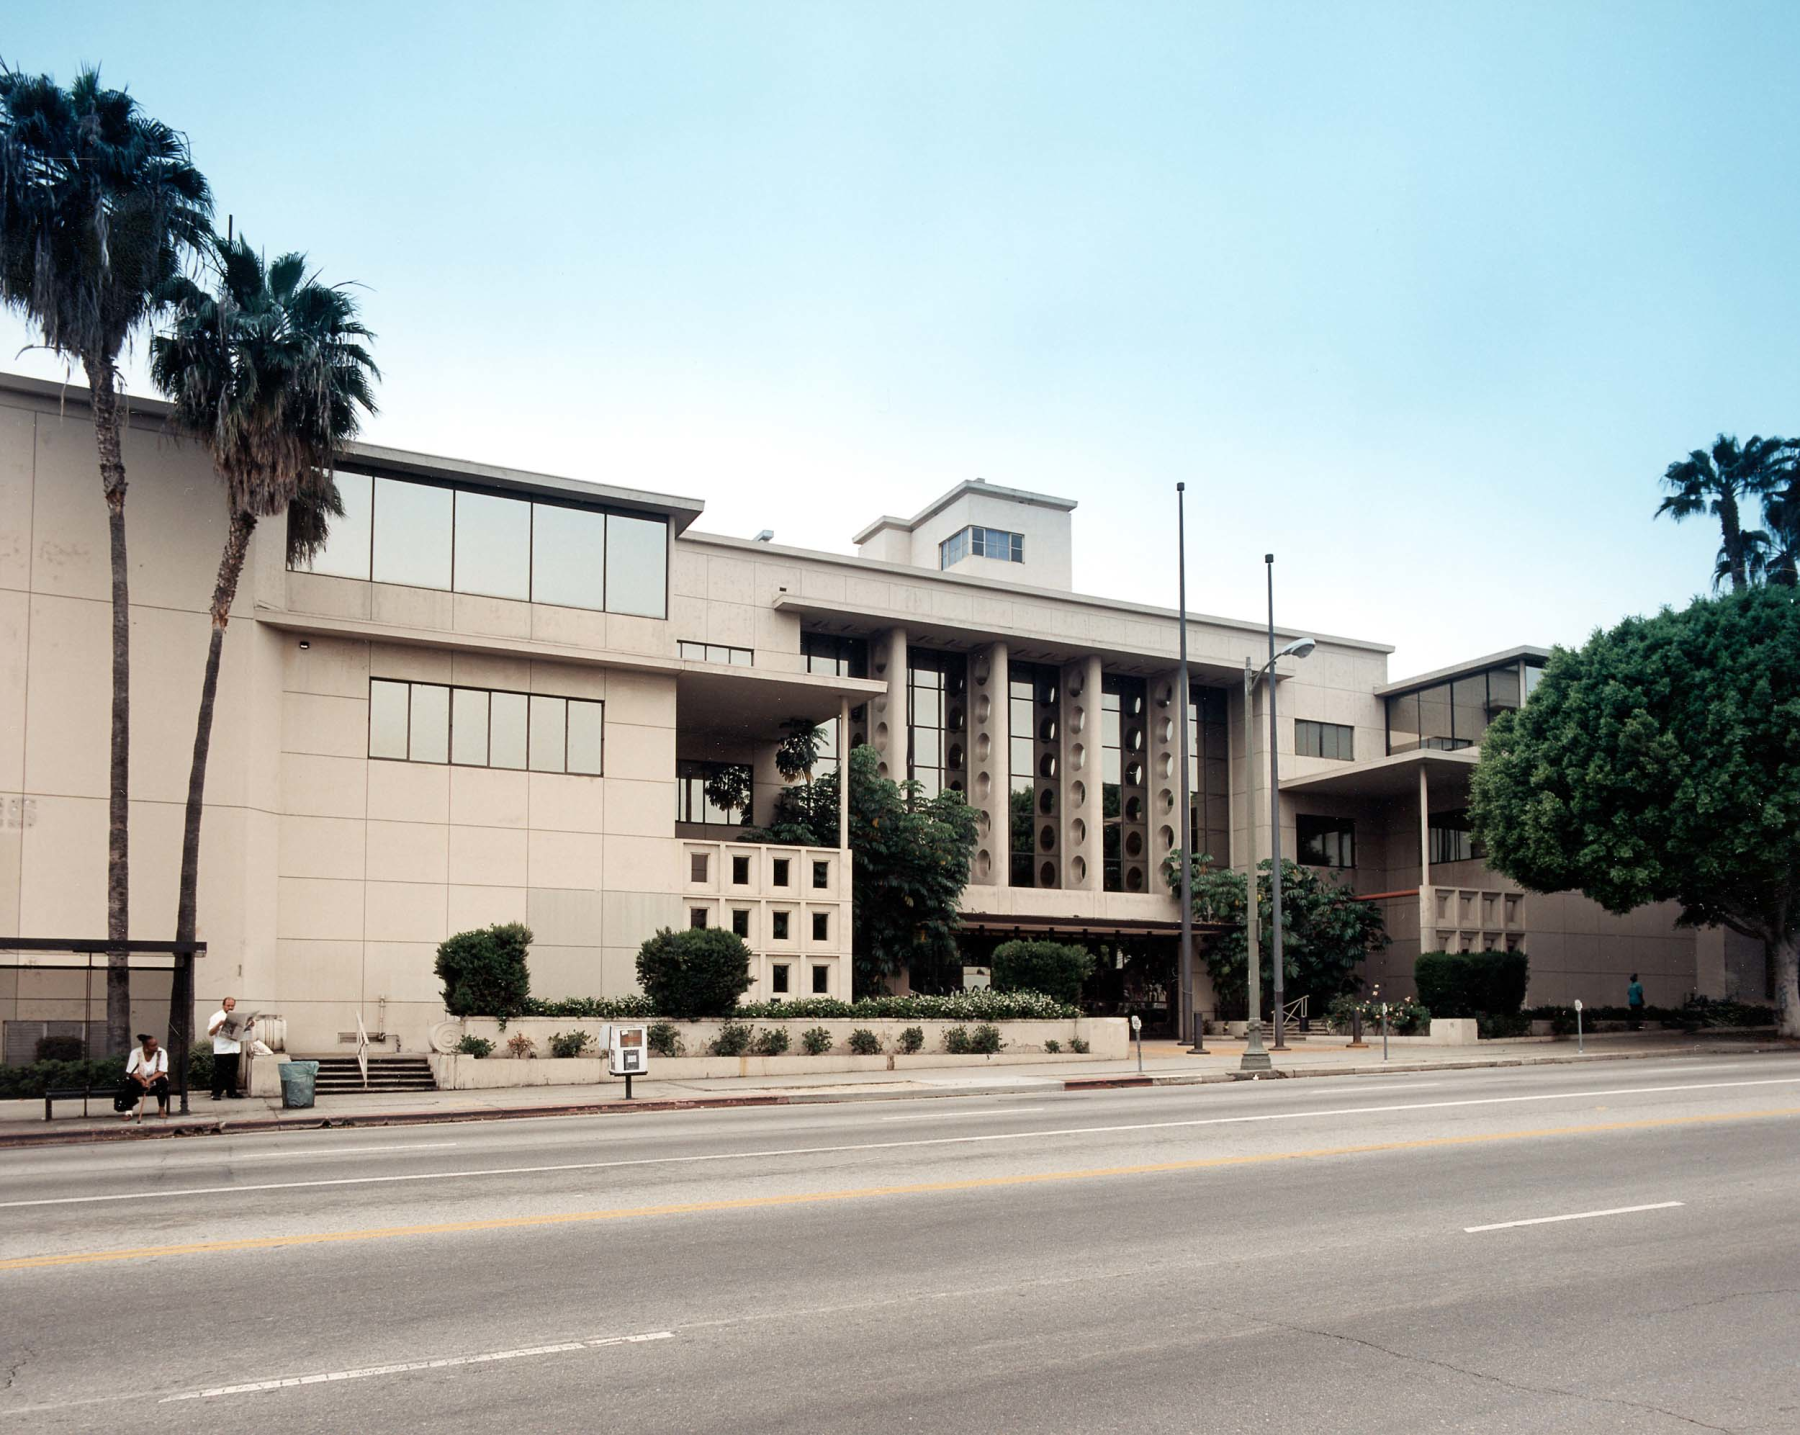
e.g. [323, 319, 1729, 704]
[1468, 587, 1800, 1035]
[0, 67, 212, 1052]
[1163, 853, 1388, 1015]
[748, 744, 978, 994]
[150, 233, 377, 1080]
[1655, 435, 1796, 593]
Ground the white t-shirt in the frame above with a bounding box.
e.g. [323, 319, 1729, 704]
[127, 1047, 168, 1077]
[210, 1010, 241, 1055]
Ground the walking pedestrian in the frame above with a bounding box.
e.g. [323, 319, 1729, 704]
[1627, 973, 1645, 1031]
[119, 1033, 170, 1121]
[208, 997, 247, 1100]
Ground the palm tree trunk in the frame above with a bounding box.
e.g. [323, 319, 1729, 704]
[171, 506, 257, 1099]
[84, 357, 132, 1057]
[1720, 492, 1747, 592]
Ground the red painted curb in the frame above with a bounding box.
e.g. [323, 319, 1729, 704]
[1064, 1076, 1153, 1090]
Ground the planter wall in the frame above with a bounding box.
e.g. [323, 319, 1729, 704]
[430, 1045, 1118, 1089]
[452, 1015, 1126, 1059]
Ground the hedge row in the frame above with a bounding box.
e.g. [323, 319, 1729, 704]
[1415, 950, 1529, 1017]
[516, 991, 1081, 1022]
[0, 1043, 215, 1100]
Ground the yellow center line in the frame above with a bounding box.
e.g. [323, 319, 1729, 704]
[5, 1107, 1791, 1272]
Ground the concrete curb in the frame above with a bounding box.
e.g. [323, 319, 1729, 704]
[4, 1042, 1786, 1149]
[0, 1080, 1069, 1148]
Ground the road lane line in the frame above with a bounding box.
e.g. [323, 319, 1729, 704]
[1465, 1201, 1684, 1233]
[5, 1107, 1792, 1271]
[878, 1107, 1048, 1121]
[158, 1330, 674, 1402]
[229, 1141, 462, 1161]
[3, 1075, 1795, 1211]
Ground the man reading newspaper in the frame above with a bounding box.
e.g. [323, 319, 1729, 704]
[207, 997, 255, 1100]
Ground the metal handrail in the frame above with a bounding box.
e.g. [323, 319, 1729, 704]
[1282, 995, 1309, 1031]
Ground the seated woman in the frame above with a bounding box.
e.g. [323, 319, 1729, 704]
[120, 1033, 170, 1121]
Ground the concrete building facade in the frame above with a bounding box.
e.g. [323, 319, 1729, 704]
[0, 374, 1762, 1060]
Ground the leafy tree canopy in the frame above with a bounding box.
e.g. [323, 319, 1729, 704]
[748, 745, 978, 995]
[1468, 586, 1800, 1033]
[1162, 853, 1387, 1013]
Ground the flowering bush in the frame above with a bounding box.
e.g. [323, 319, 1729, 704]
[1327, 994, 1430, 1036]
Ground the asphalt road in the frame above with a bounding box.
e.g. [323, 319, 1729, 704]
[2, 1053, 1797, 1434]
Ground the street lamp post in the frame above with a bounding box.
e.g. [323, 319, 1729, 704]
[1240, 655, 1271, 1072]
[1175, 484, 1203, 1051]
[1237, 560, 1314, 1071]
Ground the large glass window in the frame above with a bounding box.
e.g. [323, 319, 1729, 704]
[678, 642, 752, 666]
[490, 691, 528, 769]
[675, 760, 753, 826]
[372, 477, 453, 589]
[1429, 809, 1477, 864]
[801, 632, 868, 677]
[1385, 659, 1547, 755]
[296, 474, 667, 619]
[305, 470, 373, 580]
[1188, 686, 1230, 866]
[1102, 675, 1147, 892]
[605, 512, 668, 618]
[453, 490, 531, 600]
[368, 679, 599, 774]
[907, 650, 967, 800]
[531, 502, 607, 610]
[1295, 720, 1354, 761]
[1297, 814, 1355, 869]
[368, 678, 409, 760]
[939, 525, 1024, 569]
[1009, 662, 1058, 887]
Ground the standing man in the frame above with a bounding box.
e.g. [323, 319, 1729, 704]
[208, 996, 246, 1100]
[1627, 973, 1645, 1031]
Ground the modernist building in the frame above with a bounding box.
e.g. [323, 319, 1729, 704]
[0, 374, 1762, 1058]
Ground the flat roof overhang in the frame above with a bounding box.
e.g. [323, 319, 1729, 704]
[0, 371, 706, 534]
[677, 666, 886, 741]
[1279, 748, 1479, 800]
[772, 595, 1304, 684]
[956, 913, 1233, 938]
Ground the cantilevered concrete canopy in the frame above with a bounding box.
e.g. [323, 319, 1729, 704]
[675, 664, 885, 743]
[1279, 748, 1479, 800]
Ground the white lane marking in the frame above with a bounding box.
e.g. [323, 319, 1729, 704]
[1465, 1201, 1684, 1234]
[5, 1077, 1794, 1211]
[159, 1330, 674, 1402]
[878, 1107, 1048, 1121]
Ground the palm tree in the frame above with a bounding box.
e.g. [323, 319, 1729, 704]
[1655, 435, 1794, 592]
[0, 67, 212, 1053]
[150, 235, 377, 1085]
[1764, 474, 1800, 588]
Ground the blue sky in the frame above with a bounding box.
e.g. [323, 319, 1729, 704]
[6, 1, 1797, 675]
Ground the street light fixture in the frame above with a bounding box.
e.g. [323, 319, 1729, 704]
[1239, 560, 1315, 1072]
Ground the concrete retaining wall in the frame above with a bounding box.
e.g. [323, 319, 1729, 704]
[432, 1015, 1128, 1087]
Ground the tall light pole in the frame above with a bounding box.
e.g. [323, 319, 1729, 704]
[1175, 483, 1200, 1049]
[1240, 628, 1314, 1071]
[1241, 656, 1271, 1073]
[1266, 555, 1289, 1050]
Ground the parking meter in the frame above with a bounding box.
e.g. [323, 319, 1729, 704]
[1130, 1014, 1143, 1071]
[608, 1023, 647, 1097]
[1573, 999, 1584, 1053]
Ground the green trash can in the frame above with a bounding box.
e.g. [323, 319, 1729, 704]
[279, 1060, 320, 1109]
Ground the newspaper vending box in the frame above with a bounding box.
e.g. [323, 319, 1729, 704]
[609, 1024, 647, 1096]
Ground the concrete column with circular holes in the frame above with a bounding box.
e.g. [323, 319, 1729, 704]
[1146, 669, 1183, 885]
[868, 627, 908, 782]
[965, 641, 1009, 886]
[1059, 654, 1103, 891]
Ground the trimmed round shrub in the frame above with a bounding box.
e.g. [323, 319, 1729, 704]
[989, 940, 1096, 1008]
[436, 923, 534, 1019]
[456, 1034, 495, 1057]
[710, 1021, 753, 1056]
[751, 1026, 790, 1056]
[847, 1028, 880, 1055]
[801, 1026, 833, 1055]
[636, 927, 752, 1019]
[898, 1025, 925, 1054]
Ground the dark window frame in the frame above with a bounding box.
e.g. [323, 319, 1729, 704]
[1297, 814, 1356, 870]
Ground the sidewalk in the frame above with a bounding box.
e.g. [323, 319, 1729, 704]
[2, 1031, 1786, 1147]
